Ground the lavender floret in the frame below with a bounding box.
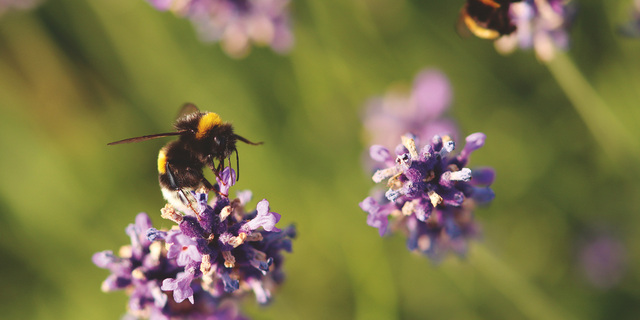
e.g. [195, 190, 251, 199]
[360, 133, 495, 260]
[93, 213, 246, 319]
[158, 167, 295, 306]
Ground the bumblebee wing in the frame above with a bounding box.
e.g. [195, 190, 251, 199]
[107, 131, 186, 145]
[176, 103, 200, 120]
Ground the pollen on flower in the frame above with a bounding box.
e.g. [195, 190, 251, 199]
[201, 254, 212, 274]
[402, 200, 418, 216]
[373, 166, 401, 183]
[161, 204, 183, 223]
[132, 267, 146, 280]
[401, 135, 419, 159]
[428, 191, 443, 207]
[220, 205, 233, 221]
[229, 232, 248, 248]
[118, 245, 132, 259]
[361, 133, 495, 260]
[223, 251, 236, 268]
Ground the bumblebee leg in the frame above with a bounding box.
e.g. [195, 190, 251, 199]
[165, 162, 200, 216]
[214, 158, 225, 183]
[234, 150, 240, 181]
[201, 177, 227, 197]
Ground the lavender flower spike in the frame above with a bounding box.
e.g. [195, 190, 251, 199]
[495, 0, 575, 61]
[360, 133, 495, 260]
[93, 212, 246, 319]
[158, 167, 295, 305]
[144, 0, 294, 58]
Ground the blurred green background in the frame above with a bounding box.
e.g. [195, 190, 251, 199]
[1, 0, 639, 319]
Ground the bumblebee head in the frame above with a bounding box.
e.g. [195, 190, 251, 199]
[210, 125, 237, 159]
[187, 113, 237, 158]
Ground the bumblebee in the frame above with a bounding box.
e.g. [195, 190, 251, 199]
[108, 103, 261, 213]
[458, 0, 521, 39]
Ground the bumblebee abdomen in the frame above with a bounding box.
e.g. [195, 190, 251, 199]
[157, 140, 207, 190]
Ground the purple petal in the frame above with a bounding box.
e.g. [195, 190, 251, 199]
[471, 167, 496, 186]
[359, 197, 377, 213]
[458, 132, 486, 162]
[247, 278, 271, 305]
[135, 212, 153, 232]
[360, 197, 391, 236]
[166, 230, 202, 267]
[471, 186, 495, 204]
[370, 145, 392, 163]
[126, 213, 153, 254]
[243, 199, 281, 232]
[366, 212, 389, 237]
[101, 274, 129, 292]
[161, 270, 195, 304]
[92, 251, 117, 269]
[218, 167, 237, 195]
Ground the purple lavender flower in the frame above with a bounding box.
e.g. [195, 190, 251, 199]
[145, 0, 294, 58]
[494, 0, 575, 61]
[619, 0, 640, 37]
[159, 167, 295, 305]
[0, 0, 41, 14]
[360, 133, 494, 260]
[362, 69, 458, 153]
[93, 212, 247, 319]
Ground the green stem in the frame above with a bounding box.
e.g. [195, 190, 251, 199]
[545, 52, 640, 162]
[470, 246, 575, 320]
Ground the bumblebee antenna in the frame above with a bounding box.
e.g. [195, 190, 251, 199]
[234, 134, 263, 146]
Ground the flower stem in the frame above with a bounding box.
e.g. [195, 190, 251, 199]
[545, 52, 640, 162]
[470, 246, 575, 320]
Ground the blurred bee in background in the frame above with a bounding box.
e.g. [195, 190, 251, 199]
[458, 0, 521, 39]
[108, 103, 262, 213]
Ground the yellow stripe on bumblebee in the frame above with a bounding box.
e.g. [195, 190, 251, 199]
[158, 148, 168, 174]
